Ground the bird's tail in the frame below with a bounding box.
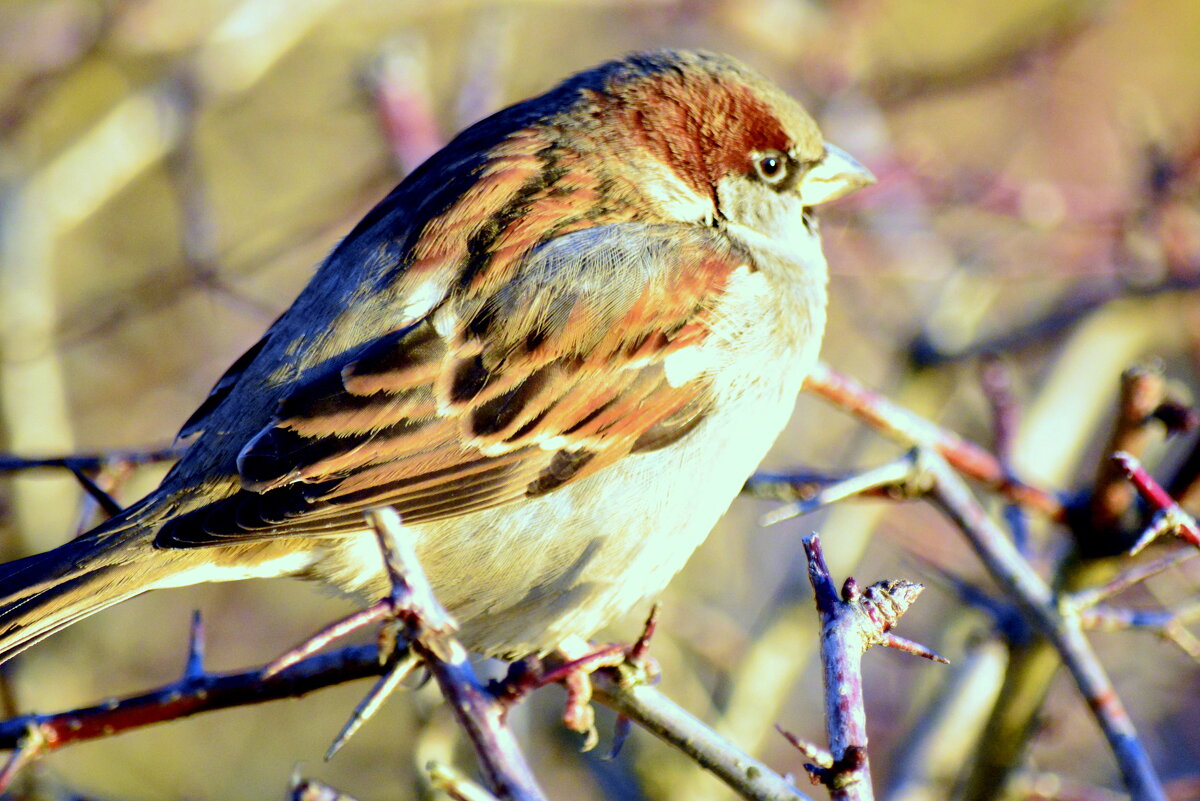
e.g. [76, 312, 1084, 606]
[0, 518, 159, 664]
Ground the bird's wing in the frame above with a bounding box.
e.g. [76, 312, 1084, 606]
[156, 222, 752, 547]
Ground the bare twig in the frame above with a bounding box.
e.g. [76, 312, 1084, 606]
[65, 465, 123, 518]
[788, 365, 1170, 798]
[758, 450, 932, 526]
[789, 535, 943, 801]
[0, 446, 181, 475]
[589, 669, 813, 801]
[1078, 602, 1200, 660]
[980, 356, 1032, 553]
[961, 364, 1190, 800]
[0, 623, 816, 801]
[1069, 547, 1199, 608]
[924, 454, 1167, 801]
[803, 363, 1066, 521]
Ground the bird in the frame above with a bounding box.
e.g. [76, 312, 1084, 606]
[0, 50, 872, 663]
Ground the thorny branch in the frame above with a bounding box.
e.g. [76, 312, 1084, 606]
[290, 508, 549, 801]
[769, 366, 1183, 801]
[0, 643, 386, 785]
[923, 455, 1168, 801]
[776, 535, 944, 801]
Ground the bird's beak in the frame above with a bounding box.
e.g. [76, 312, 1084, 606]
[799, 143, 875, 206]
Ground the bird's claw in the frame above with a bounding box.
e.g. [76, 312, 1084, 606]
[497, 605, 661, 751]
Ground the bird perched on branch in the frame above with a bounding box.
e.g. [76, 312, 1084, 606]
[0, 50, 872, 662]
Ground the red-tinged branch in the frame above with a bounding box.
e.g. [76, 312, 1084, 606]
[0, 628, 818, 801]
[803, 363, 1066, 521]
[0, 645, 384, 758]
[923, 453, 1168, 801]
[1112, 452, 1200, 550]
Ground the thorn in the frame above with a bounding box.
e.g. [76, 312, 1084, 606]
[0, 723, 46, 793]
[628, 604, 659, 666]
[426, 760, 501, 801]
[263, 602, 391, 678]
[183, 610, 205, 681]
[880, 632, 949, 663]
[1162, 620, 1200, 661]
[775, 725, 833, 767]
[325, 651, 419, 760]
[603, 715, 632, 761]
[1128, 512, 1175, 556]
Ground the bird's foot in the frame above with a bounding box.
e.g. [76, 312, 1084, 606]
[493, 605, 660, 752]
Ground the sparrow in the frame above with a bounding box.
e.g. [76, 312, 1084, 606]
[0, 50, 872, 662]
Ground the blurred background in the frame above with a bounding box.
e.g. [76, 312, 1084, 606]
[1, 0, 1198, 799]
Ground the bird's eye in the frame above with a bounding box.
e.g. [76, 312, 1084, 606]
[754, 151, 788, 184]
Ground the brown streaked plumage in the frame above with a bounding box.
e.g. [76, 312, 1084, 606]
[0, 50, 873, 661]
